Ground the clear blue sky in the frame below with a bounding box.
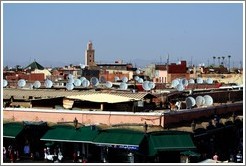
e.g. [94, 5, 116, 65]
[2, 2, 244, 68]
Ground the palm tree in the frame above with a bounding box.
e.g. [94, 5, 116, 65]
[221, 56, 225, 66]
[213, 56, 216, 66]
[228, 55, 231, 72]
[217, 57, 221, 66]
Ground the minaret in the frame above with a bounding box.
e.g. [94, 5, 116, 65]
[85, 41, 95, 66]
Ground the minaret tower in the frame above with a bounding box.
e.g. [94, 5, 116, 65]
[85, 41, 95, 66]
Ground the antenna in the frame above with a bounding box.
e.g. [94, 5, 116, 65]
[44, 79, 53, 88]
[90, 77, 99, 87]
[28, 83, 33, 89]
[73, 79, 82, 87]
[3, 79, 8, 88]
[196, 77, 203, 84]
[196, 96, 205, 107]
[33, 80, 41, 89]
[185, 97, 196, 109]
[121, 76, 128, 83]
[17, 79, 26, 88]
[82, 79, 90, 88]
[119, 82, 128, 90]
[66, 83, 74, 90]
[105, 81, 113, 88]
[142, 81, 151, 91]
[204, 95, 213, 106]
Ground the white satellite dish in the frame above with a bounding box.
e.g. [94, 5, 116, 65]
[114, 76, 120, 82]
[196, 96, 205, 107]
[196, 77, 203, 84]
[204, 95, 213, 106]
[176, 83, 184, 91]
[121, 76, 128, 83]
[99, 76, 106, 83]
[73, 79, 82, 87]
[134, 76, 139, 81]
[33, 80, 41, 89]
[105, 81, 113, 88]
[185, 97, 196, 109]
[3, 79, 8, 88]
[66, 83, 74, 90]
[80, 64, 86, 69]
[142, 81, 151, 91]
[18, 79, 26, 88]
[182, 79, 189, 86]
[119, 82, 128, 90]
[171, 79, 179, 88]
[136, 69, 140, 74]
[137, 78, 144, 83]
[82, 79, 90, 88]
[80, 77, 86, 82]
[68, 78, 74, 84]
[188, 79, 195, 84]
[206, 78, 213, 84]
[90, 77, 99, 87]
[44, 79, 53, 88]
[67, 74, 74, 80]
[148, 81, 155, 89]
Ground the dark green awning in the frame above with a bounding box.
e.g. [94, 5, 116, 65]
[149, 131, 196, 156]
[180, 150, 201, 157]
[41, 125, 99, 143]
[3, 122, 24, 139]
[93, 129, 144, 150]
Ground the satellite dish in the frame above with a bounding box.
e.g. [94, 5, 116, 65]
[185, 97, 196, 109]
[181, 79, 189, 86]
[119, 82, 128, 90]
[3, 79, 8, 87]
[80, 77, 86, 82]
[44, 79, 53, 88]
[204, 95, 213, 106]
[148, 81, 155, 89]
[206, 78, 213, 84]
[33, 81, 41, 89]
[99, 76, 106, 83]
[80, 64, 86, 69]
[90, 77, 99, 87]
[171, 79, 179, 88]
[134, 76, 139, 81]
[82, 79, 90, 87]
[73, 79, 82, 87]
[121, 76, 128, 83]
[67, 74, 74, 80]
[105, 81, 113, 88]
[114, 76, 120, 82]
[136, 69, 140, 74]
[176, 83, 184, 91]
[196, 77, 203, 84]
[68, 78, 74, 84]
[142, 81, 151, 91]
[196, 96, 205, 107]
[18, 79, 26, 88]
[137, 78, 144, 83]
[189, 79, 195, 84]
[66, 83, 74, 90]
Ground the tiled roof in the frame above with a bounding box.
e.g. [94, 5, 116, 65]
[24, 61, 44, 70]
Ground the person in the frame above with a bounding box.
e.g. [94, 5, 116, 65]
[44, 148, 48, 161]
[213, 152, 219, 161]
[3, 146, 7, 162]
[236, 151, 242, 163]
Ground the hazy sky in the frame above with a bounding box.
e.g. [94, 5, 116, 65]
[2, 2, 244, 68]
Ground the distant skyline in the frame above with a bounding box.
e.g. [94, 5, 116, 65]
[2, 2, 244, 68]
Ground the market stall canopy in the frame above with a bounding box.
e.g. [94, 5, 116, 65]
[3, 122, 24, 139]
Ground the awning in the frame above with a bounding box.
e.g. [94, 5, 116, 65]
[148, 131, 196, 156]
[3, 122, 24, 139]
[41, 125, 99, 143]
[180, 150, 201, 157]
[93, 129, 144, 150]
